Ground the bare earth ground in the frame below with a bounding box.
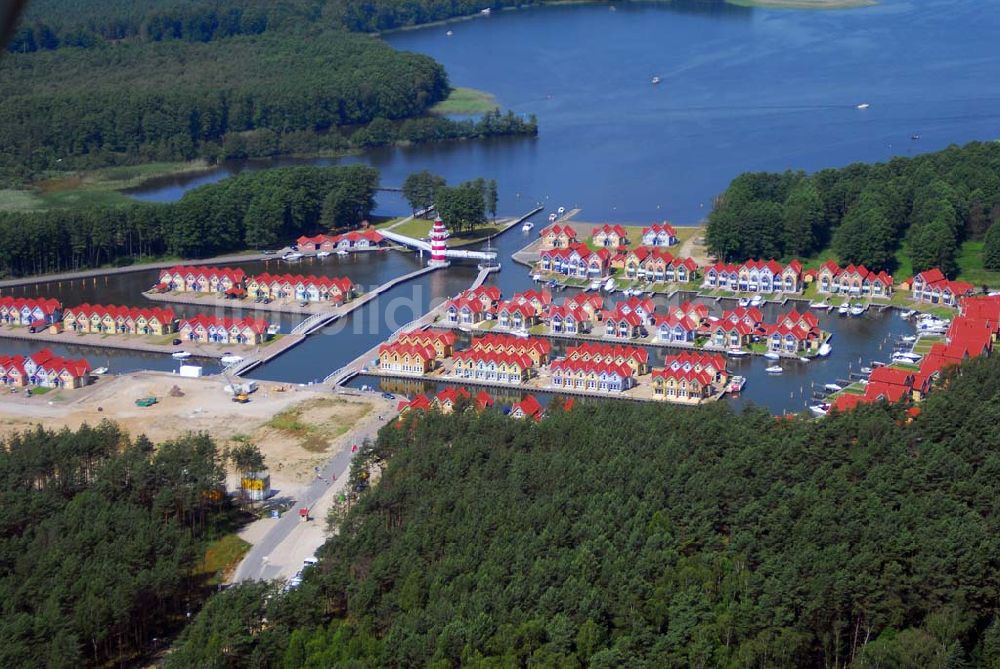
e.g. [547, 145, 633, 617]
[0, 372, 393, 497]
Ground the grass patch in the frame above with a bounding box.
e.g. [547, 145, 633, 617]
[29, 386, 53, 396]
[957, 240, 1000, 287]
[265, 397, 372, 453]
[197, 534, 251, 585]
[429, 87, 499, 115]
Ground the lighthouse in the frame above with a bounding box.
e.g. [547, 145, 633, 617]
[427, 216, 450, 267]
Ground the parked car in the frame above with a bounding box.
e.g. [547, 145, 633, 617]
[172, 338, 182, 345]
[381, 392, 395, 400]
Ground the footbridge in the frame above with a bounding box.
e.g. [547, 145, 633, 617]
[379, 229, 497, 261]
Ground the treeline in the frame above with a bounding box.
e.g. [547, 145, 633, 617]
[0, 33, 448, 181]
[0, 422, 233, 667]
[403, 170, 499, 231]
[0, 165, 377, 277]
[169, 353, 1000, 667]
[706, 141, 1000, 275]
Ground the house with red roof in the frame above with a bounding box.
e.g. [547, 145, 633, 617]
[397, 394, 433, 417]
[0, 297, 62, 326]
[591, 224, 629, 249]
[0, 355, 27, 387]
[703, 262, 740, 291]
[650, 366, 716, 404]
[764, 309, 823, 353]
[641, 222, 678, 247]
[474, 390, 495, 411]
[817, 262, 893, 297]
[721, 306, 765, 331]
[564, 343, 649, 375]
[18, 348, 91, 388]
[247, 273, 353, 303]
[652, 313, 700, 344]
[545, 303, 593, 335]
[662, 352, 728, 384]
[445, 285, 501, 325]
[736, 259, 804, 293]
[297, 229, 385, 252]
[549, 358, 635, 393]
[178, 315, 270, 345]
[434, 387, 471, 414]
[451, 350, 535, 384]
[471, 334, 551, 366]
[509, 394, 544, 421]
[496, 300, 539, 331]
[158, 266, 246, 294]
[394, 329, 456, 359]
[539, 224, 578, 249]
[62, 304, 176, 335]
[539, 244, 612, 279]
[708, 320, 754, 350]
[909, 268, 975, 307]
[830, 393, 867, 413]
[378, 342, 437, 375]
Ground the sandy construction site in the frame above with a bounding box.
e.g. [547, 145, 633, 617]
[0, 372, 396, 495]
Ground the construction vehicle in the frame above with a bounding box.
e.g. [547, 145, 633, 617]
[135, 396, 157, 407]
[232, 392, 250, 404]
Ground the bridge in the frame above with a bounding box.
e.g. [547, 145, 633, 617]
[379, 228, 498, 261]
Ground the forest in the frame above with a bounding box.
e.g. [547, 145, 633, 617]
[0, 422, 236, 667]
[705, 141, 1000, 277]
[167, 353, 1000, 668]
[0, 164, 378, 277]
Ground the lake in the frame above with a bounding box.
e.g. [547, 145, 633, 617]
[128, 0, 1000, 226]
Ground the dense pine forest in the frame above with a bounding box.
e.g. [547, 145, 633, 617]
[168, 354, 1000, 668]
[1, 1, 537, 183]
[0, 422, 236, 667]
[0, 164, 378, 277]
[705, 141, 1000, 277]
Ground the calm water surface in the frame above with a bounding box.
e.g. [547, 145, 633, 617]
[129, 0, 1000, 225]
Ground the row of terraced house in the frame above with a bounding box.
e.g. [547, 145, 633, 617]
[539, 222, 678, 250]
[0, 297, 63, 328]
[0, 349, 91, 389]
[156, 266, 354, 303]
[295, 229, 386, 252]
[62, 305, 177, 335]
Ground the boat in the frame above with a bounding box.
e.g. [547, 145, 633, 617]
[871, 360, 886, 367]
[764, 351, 780, 360]
[809, 301, 830, 310]
[446, 30, 453, 36]
[738, 297, 751, 307]
[824, 383, 843, 393]
[818, 343, 832, 357]
[727, 348, 749, 358]
[282, 252, 304, 262]
[221, 354, 244, 365]
[336, 249, 350, 256]
[480, 7, 491, 15]
[267, 324, 280, 335]
[765, 365, 783, 374]
[892, 352, 922, 363]
[603, 278, 616, 292]
[171, 351, 191, 359]
[900, 309, 915, 319]
[798, 356, 811, 363]
[728, 375, 746, 393]
[901, 335, 917, 343]
[849, 304, 866, 316]
[589, 279, 603, 291]
[837, 304, 849, 316]
[511, 330, 529, 339]
[521, 221, 534, 232]
[860, 366, 873, 375]
[316, 251, 331, 258]
[809, 403, 831, 417]
[557, 206, 566, 215]
[548, 213, 557, 222]
[91, 367, 109, 376]
[750, 295, 764, 307]
[856, 102, 870, 110]
[651, 76, 661, 85]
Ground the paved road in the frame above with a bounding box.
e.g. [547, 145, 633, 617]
[231, 391, 393, 583]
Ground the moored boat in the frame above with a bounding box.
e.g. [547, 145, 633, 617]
[728, 375, 746, 393]
[738, 297, 751, 307]
[727, 348, 749, 358]
[764, 351, 780, 360]
[750, 295, 764, 307]
[818, 343, 832, 357]
[824, 383, 843, 393]
[837, 303, 849, 316]
[860, 366, 874, 375]
[221, 354, 244, 365]
[91, 367, 109, 376]
[171, 351, 191, 359]
[765, 365, 783, 374]
[809, 403, 831, 417]
[522, 221, 534, 232]
[316, 251, 331, 258]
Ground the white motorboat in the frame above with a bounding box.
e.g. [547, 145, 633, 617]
[798, 356, 811, 363]
[316, 251, 331, 258]
[446, 30, 453, 36]
[765, 365, 783, 374]
[849, 304, 866, 316]
[221, 354, 244, 365]
[824, 383, 843, 393]
[818, 343, 832, 357]
[727, 348, 749, 358]
[522, 221, 534, 232]
[171, 351, 191, 360]
[651, 76, 661, 85]
[481, 7, 491, 14]
[764, 351, 781, 360]
[267, 324, 280, 335]
[91, 367, 109, 376]
[809, 403, 831, 417]
[892, 352, 922, 363]
[856, 102, 870, 110]
[901, 335, 917, 343]
[557, 206, 566, 215]
[750, 295, 764, 307]
[738, 297, 751, 307]
[282, 252, 304, 262]
[837, 304, 849, 316]
[603, 278, 616, 292]
[512, 329, 529, 339]
[809, 301, 830, 310]
[548, 213, 558, 222]
[728, 375, 746, 393]
[860, 366, 873, 375]
[336, 249, 350, 256]
[589, 279, 602, 291]
[900, 309, 915, 319]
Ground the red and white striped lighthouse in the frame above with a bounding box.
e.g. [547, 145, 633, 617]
[428, 216, 450, 266]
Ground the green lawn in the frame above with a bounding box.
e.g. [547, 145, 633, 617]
[957, 240, 1000, 287]
[429, 87, 499, 115]
[197, 534, 251, 585]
